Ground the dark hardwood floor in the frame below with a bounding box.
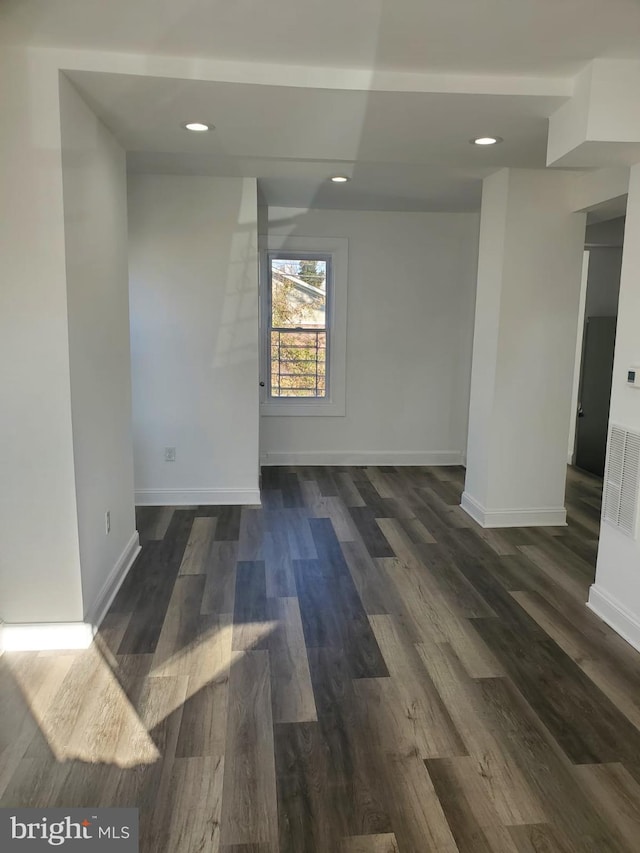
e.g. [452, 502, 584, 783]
[3, 465, 640, 852]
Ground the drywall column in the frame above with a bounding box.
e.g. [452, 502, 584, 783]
[128, 175, 260, 505]
[589, 164, 640, 647]
[462, 168, 586, 527]
[60, 75, 139, 625]
[0, 50, 85, 631]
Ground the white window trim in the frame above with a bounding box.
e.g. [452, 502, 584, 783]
[261, 235, 348, 417]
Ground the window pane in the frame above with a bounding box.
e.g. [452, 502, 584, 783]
[271, 258, 326, 330]
[270, 330, 327, 398]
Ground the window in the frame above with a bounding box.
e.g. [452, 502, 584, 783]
[261, 236, 348, 417]
[268, 254, 330, 399]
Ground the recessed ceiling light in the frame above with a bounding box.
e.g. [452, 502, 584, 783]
[330, 175, 350, 183]
[184, 122, 211, 132]
[471, 136, 503, 146]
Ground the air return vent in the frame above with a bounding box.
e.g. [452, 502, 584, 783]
[603, 425, 640, 538]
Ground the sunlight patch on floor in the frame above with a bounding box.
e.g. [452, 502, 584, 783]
[7, 646, 160, 769]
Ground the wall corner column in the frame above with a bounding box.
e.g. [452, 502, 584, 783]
[462, 168, 586, 528]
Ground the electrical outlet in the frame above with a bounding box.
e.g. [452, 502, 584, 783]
[105, 510, 111, 534]
[165, 446, 176, 462]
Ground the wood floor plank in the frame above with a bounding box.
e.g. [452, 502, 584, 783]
[1, 757, 74, 808]
[340, 833, 399, 852]
[413, 542, 497, 619]
[308, 516, 351, 574]
[238, 508, 265, 561]
[95, 611, 134, 659]
[314, 468, 342, 497]
[263, 530, 297, 598]
[572, 763, 640, 852]
[379, 556, 504, 677]
[395, 515, 437, 545]
[179, 516, 218, 574]
[376, 516, 423, 565]
[311, 495, 360, 543]
[507, 824, 579, 853]
[478, 676, 629, 853]
[108, 674, 190, 847]
[294, 558, 388, 678]
[174, 621, 233, 758]
[0, 652, 77, 800]
[156, 755, 225, 853]
[136, 505, 175, 543]
[268, 597, 318, 724]
[517, 544, 591, 602]
[415, 642, 546, 826]
[284, 508, 318, 558]
[294, 558, 344, 649]
[351, 478, 391, 516]
[119, 510, 195, 654]
[306, 647, 393, 837]
[220, 650, 278, 848]
[333, 472, 367, 507]
[436, 533, 548, 637]
[473, 617, 640, 766]
[201, 541, 239, 616]
[511, 589, 640, 731]
[368, 615, 467, 759]
[348, 507, 395, 558]
[215, 506, 242, 541]
[232, 560, 270, 651]
[477, 528, 519, 557]
[377, 557, 448, 644]
[109, 540, 163, 614]
[341, 540, 390, 616]
[378, 751, 460, 853]
[152, 574, 206, 673]
[426, 757, 520, 853]
[275, 721, 348, 853]
[365, 467, 399, 500]
[19, 646, 108, 763]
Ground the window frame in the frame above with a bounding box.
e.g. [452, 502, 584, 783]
[268, 251, 332, 401]
[260, 235, 348, 417]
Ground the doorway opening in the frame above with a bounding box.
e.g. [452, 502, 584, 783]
[570, 213, 626, 479]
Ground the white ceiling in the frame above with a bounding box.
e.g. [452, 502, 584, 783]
[5, 0, 640, 76]
[6, 0, 640, 211]
[68, 70, 562, 211]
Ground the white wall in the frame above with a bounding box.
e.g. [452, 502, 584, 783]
[60, 75, 138, 620]
[584, 248, 623, 318]
[568, 251, 590, 462]
[464, 169, 587, 527]
[590, 165, 640, 648]
[0, 50, 84, 624]
[571, 167, 629, 214]
[128, 175, 260, 504]
[261, 207, 479, 465]
[585, 216, 626, 247]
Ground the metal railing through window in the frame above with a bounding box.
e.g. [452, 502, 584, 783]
[270, 329, 327, 397]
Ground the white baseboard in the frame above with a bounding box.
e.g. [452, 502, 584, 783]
[260, 450, 464, 466]
[0, 622, 95, 652]
[84, 531, 141, 629]
[135, 488, 261, 506]
[587, 584, 640, 653]
[0, 532, 141, 653]
[460, 491, 567, 528]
